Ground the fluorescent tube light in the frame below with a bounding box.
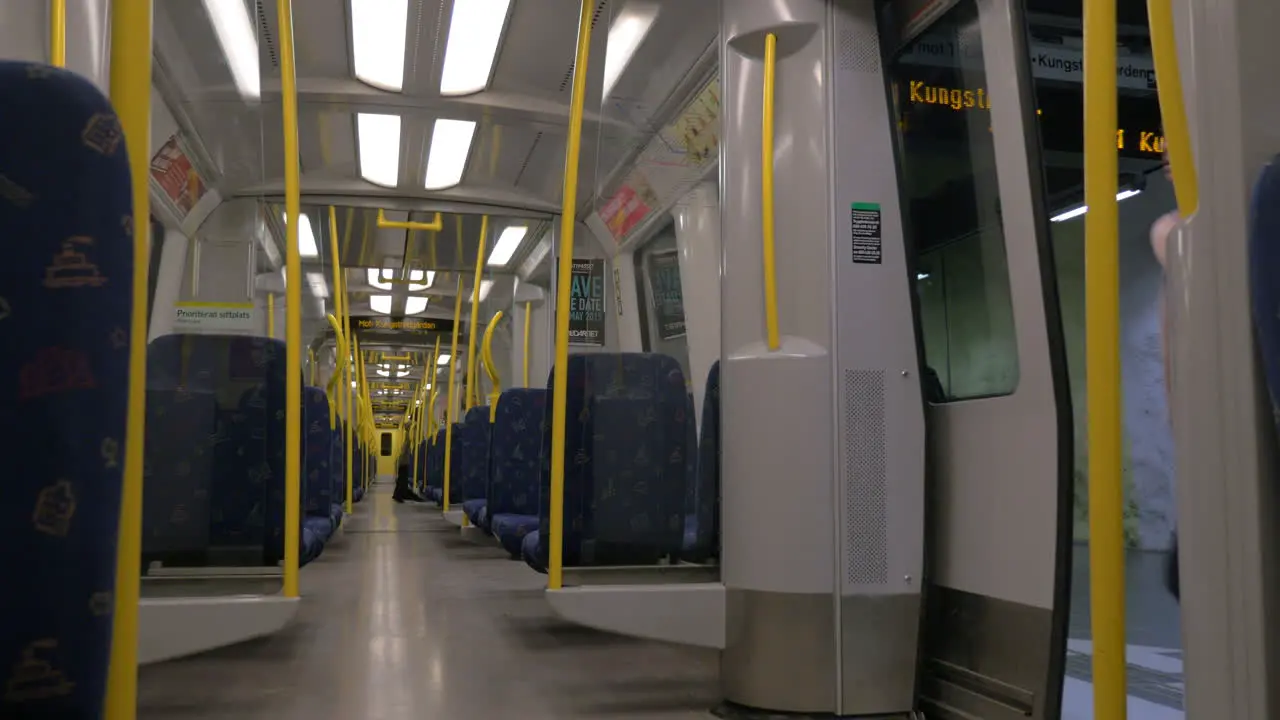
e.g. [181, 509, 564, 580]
[282, 212, 319, 257]
[437, 353, 451, 365]
[370, 294, 393, 314]
[201, 0, 260, 100]
[424, 119, 476, 190]
[464, 279, 493, 303]
[306, 272, 328, 298]
[487, 225, 528, 266]
[351, 0, 409, 91]
[408, 269, 435, 291]
[1050, 188, 1142, 223]
[439, 0, 513, 95]
[367, 268, 395, 290]
[601, 4, 659, 99]
[357, 114, 402, 187]
[405, 297, 429, 315]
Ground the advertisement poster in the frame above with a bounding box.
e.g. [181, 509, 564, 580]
[600, 173, 658, 242]
[567, 258, 606, 347]
[646, 250, 686, 340]
[150, 135, 207, 216]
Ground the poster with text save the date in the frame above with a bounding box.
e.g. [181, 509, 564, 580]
[567, 258, 606, 347]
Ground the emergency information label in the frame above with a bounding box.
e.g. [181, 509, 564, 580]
[851, 202, 882, 265]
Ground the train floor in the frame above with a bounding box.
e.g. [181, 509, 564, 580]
[134, 482, 1185, 719]
[136, 481, 720, 719]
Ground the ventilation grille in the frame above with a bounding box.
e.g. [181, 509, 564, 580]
[838, 21, 881, 73]
[255, 1, 279, 69]
[844, 369, 889, 586]
[514, 131, 545, 187]
[559, 0, 610, 92]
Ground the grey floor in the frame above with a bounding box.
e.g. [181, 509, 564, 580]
[137, 482, 720, 719]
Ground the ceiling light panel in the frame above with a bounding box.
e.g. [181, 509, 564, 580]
[405, 297, 428, 315]
[437, 353, 451, 365]
[351, 0, 409, 92]
[424, 119, 477, 190]
[487, 226, 528, 266]
[283, 212, 319, 257]
[602, 4, 660, 99]
[408, 269, 435, 291]
[439, 0, 513, 95]
[201, 0, 260, 101]
[370, 294, 393, 314]
[357, 114, 402, 187]
[367, 267, 395, 290]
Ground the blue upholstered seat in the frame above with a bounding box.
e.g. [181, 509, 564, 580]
[462, 498, 487, 527]
[488, 388, 546, 545]
[459, 405, 492, 501]
[524, 354, 692, 572]
[303, 387, 335, 541]
[683, 361, 721, 561]
[0, 62, 134, 717]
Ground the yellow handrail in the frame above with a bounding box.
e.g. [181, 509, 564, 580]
[548, 0, 596, 590]
[465, 216, 491, 412]
[343, 272, 354, 511]
[442, 275, 465, 511]
[761, 32, 780, 352]
[50, 0, 66, 67]
[267, 292, 275, 336]
[276, 0, 302, 600]
[1147, 0, 1198, 217]
[482, 311, 505, 422]
[523, 301, 531, 387]
[377, 208, 443, 232]
[324, 314, 347, 406]
[1084, 0, 1126, 716]
[427, 336, 441, 441]
[106, 0, 153, 715]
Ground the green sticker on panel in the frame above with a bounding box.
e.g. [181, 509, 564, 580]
[851, 202, 882, 264]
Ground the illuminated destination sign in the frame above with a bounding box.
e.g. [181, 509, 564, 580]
[347, 315, 456, 337]
[897, 35, 1156, 91]
[901, 80, 1165, 155]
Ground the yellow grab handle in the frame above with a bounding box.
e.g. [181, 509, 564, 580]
[761, 32, 780, 352]
[377, 208, 443, 232]
[1147, 0, 1198, 217]
[482, 311, 504, 422]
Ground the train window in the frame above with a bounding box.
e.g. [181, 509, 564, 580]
[633, 228, 692, 383]
[380, 432, 392, 457]
[888, 0, 1020, 401]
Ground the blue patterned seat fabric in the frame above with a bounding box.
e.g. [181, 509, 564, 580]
[488, 389, 547, 551]
[682, 361, 721, 562]
[458, 405, 492, 524]
[0, 62, 133, 717]
[331, 420, 347, 515]
[524, 353, 692, 573]
[302, 386, 335, 541]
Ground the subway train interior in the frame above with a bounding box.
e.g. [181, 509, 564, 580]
[2, 0, 1280, 718]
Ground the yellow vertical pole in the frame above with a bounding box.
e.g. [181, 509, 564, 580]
[275, 0, 302, 600]
[49, 0, 66, 67]
[106, 0, 152, 716]
[267, 292, 275, 336]
[547, 0, 595, 590]
[482, 311, 505, 422]
[465, 216, 491, 413]
[1084, 0, 1126, 716]
[442, 276, 465, 512]
[523, 301, 532, 387]
[343, 276, 354, 511]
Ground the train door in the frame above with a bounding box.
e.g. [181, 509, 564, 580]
[1020, 4, 1185, 717]
[880, 0, 1074, 717]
